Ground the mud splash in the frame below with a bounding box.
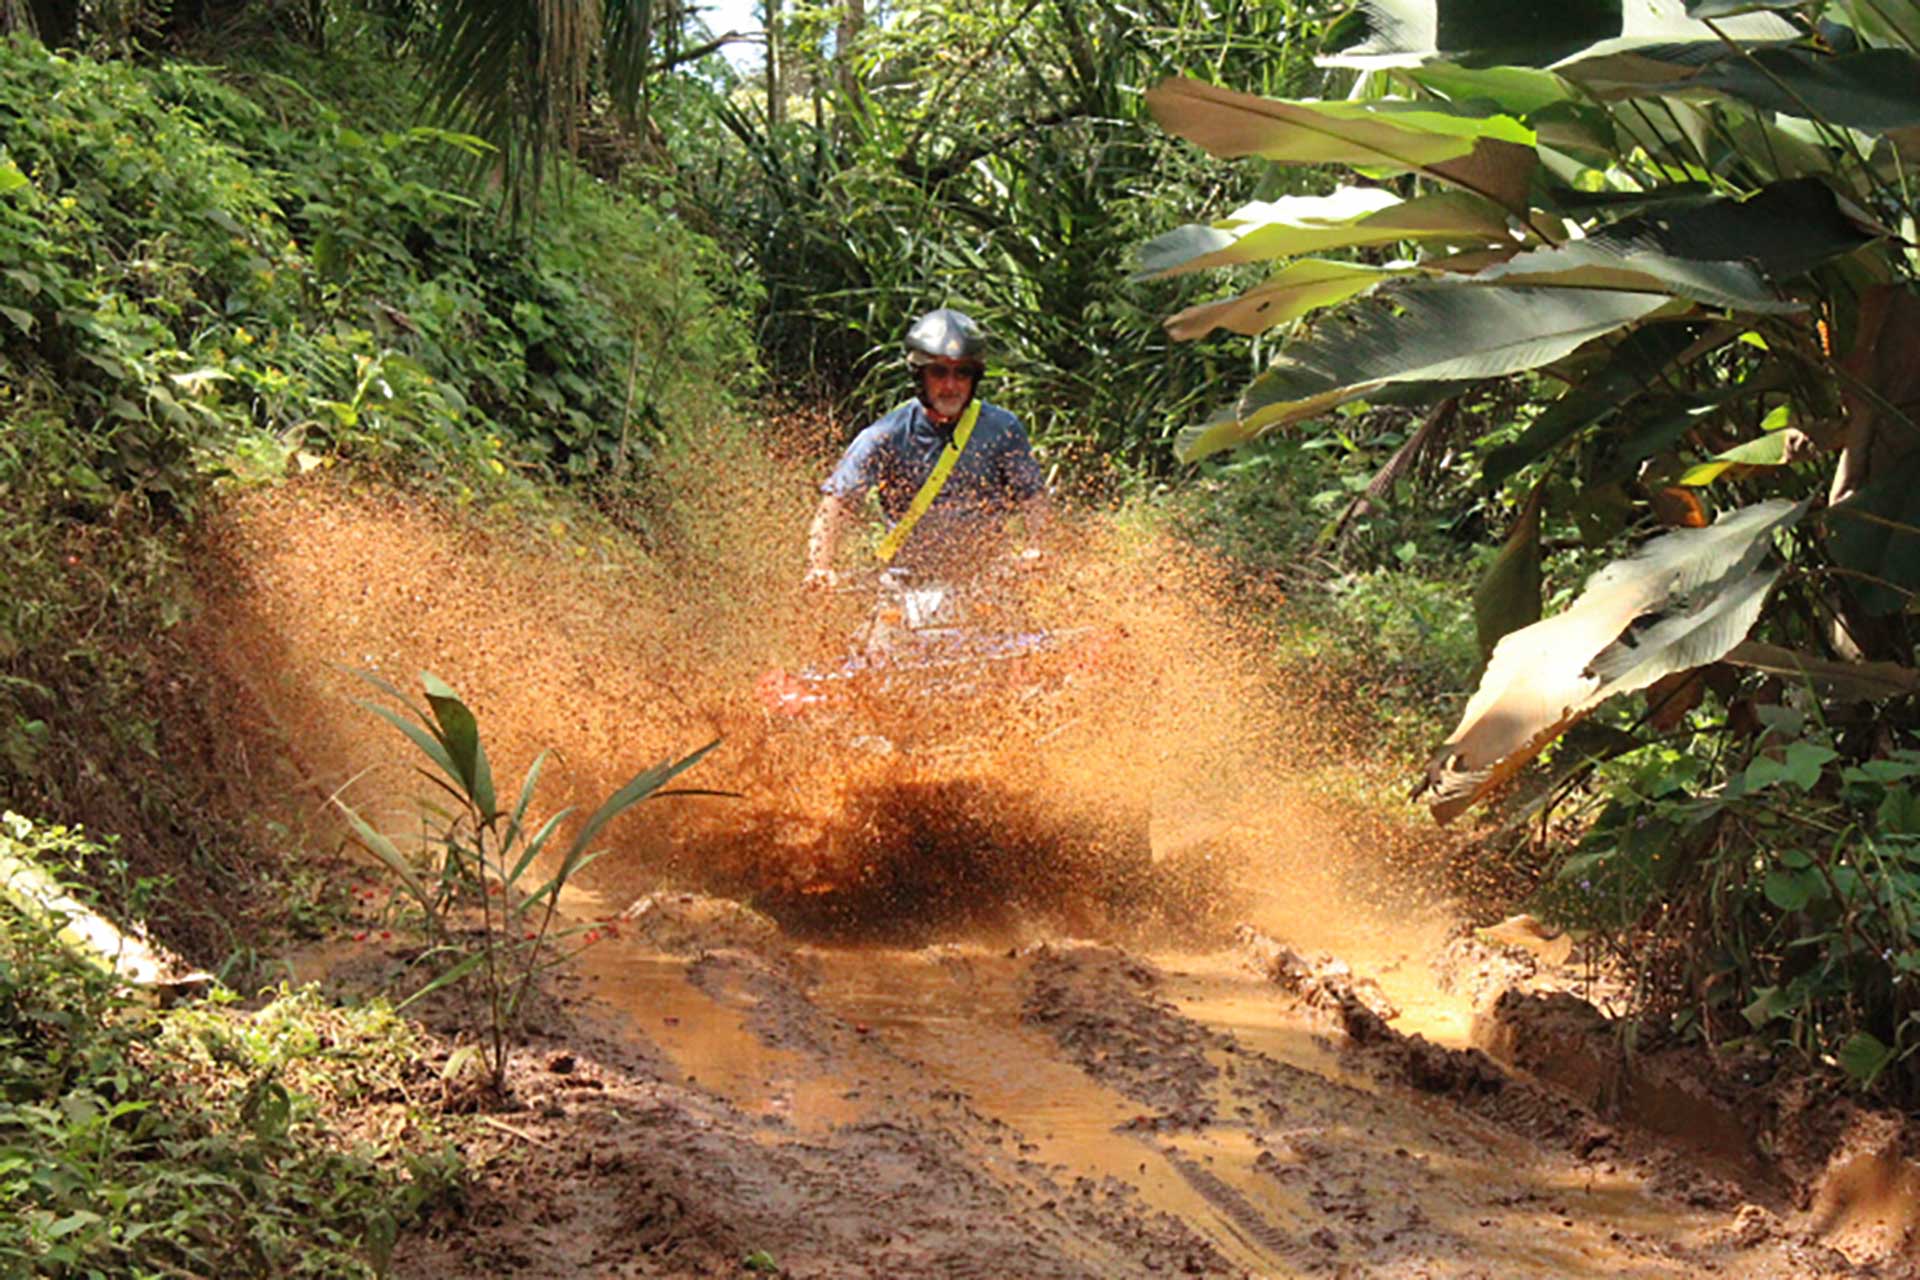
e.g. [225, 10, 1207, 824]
[186, 428, 1411, 956]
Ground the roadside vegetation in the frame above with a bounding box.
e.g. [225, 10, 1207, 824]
[5, 0, 1920, 1270]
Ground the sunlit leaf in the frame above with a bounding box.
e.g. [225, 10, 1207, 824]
[1135, 188, 1510, 279]
[1678, 430, 1793, 485]
[1147, 75, 1539, 211]
[1420, 499, 1804, 822]
[1409, 64, 1577, 116]
[1164, 259, 1409, 339]
[1469, 232, 1798, 311]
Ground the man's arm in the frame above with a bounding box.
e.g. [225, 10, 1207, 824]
[805, 492, 856, 588]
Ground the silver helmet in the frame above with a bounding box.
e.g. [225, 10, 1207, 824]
[904, 308, 986, 374]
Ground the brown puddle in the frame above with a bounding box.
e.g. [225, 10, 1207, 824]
[581, 952, 865, 1135]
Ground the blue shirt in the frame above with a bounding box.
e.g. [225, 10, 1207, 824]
[822, 398, 1044, 571]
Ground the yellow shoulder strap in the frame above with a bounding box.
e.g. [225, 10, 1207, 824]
[874, 399, 980, 563]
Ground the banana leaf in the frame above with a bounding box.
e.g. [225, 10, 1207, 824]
[1164, 259, 1411, 339]
[1147, 75, 1539, 211]
[1177, 283, 1671, 460]
[1318, 0, 1796, 71]
[1421, 497, 1805, 822]
[1135, 189, 1512, 279]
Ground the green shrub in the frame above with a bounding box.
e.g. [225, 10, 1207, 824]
[0, 813, 457, 1278]
[1542, 704, 1920, 1097]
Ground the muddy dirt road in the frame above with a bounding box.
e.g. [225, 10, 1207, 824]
[199, 477, 1914, 1279]
[388, 885, 1887, 1280]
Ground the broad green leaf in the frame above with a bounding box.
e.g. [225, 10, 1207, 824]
[1742, 984, 1788, 1027]
[1473, 483, 1544, 665]
[1879, 788, 1920, 835]
[1783, 742, 1840, 789]
[1762, 868, 1815, 911]
[1165, 260, 1408, 339]
[1684, 0, 1804, 14]
[1678, 430, 1793, 485]
[1135, 188, 1510, 279]
[1147, 76, 1539, 211]
[1422, 498, 1804, 822]
[1831, 473, 1920, 619]
[1626, 179, 1886, 281]
[1751, 740, 1835, 790]
[1319, 0, 1795, 71]
[1843, 0, 1920, 52]
[1482, 324, 1701, 490]
[1613, 94, 1715, 175]
[1837, 1030, 1895, 1085]
[1178, 284, 1669, 461]
[421, 674, 496, 818]
[0, 160, 27, 196]
[1409, 64, 1576, 116]
[1830, 284, 1920, 616]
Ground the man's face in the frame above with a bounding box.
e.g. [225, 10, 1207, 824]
[920, 361, 978, 423]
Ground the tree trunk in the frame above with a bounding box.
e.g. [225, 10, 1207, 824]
[834, 0, 864, 107]
[23, 0, 77, 46]
[763, 0, 783, 127]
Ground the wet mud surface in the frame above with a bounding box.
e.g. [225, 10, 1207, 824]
[390, 896, 1906, 1279]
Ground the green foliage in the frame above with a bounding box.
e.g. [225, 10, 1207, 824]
[1, 29, 753, 950]
[1548, 718, 1920, 1094]
[0, 33, 750, 509]
[339, 671, 719, 1092]
[0, 813, 456, 1278]
[1140, 0, 1920, 1099]
[661, 0, 1329, 480]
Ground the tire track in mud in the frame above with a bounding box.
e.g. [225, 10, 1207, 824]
[1158, 1149, 1308, 1264]
[632, 943, 1243, 1278]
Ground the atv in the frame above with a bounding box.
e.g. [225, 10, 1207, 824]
[732, 561, 1164, 938]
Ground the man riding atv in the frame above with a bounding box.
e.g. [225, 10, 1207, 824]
[803, 308, 1050, 591]
[734, 310, 1191, 937]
